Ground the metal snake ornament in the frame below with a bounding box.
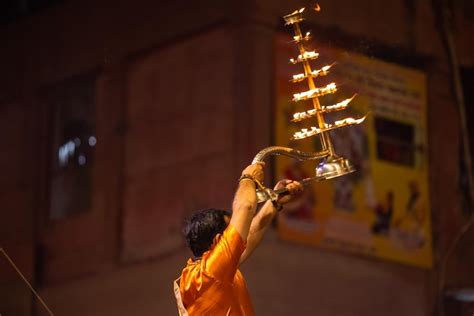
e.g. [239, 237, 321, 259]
[253, 6, 367, 203]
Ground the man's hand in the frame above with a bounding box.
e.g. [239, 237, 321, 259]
[274, 179, 304, 205]
[241, 162, 265, 183]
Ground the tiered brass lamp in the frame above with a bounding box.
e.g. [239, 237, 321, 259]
[252, 6, 367, 203]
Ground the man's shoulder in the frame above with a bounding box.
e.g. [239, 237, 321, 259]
[222, 224, 246, 248]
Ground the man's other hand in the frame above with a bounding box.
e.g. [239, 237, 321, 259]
[274, 179, 304, 205]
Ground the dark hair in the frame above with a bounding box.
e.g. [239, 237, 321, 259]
[183, 208, 231, 257]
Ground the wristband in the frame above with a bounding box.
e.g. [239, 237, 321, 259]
[239, 174, 265, 190]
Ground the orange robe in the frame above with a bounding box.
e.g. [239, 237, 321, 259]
[175, 224, 254, 315]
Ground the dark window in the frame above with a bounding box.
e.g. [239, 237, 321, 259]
[48, 74, 96, 220]
[375, 117, 415, 167]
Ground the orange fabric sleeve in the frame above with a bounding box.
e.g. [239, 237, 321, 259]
[203, 224, 246, 282]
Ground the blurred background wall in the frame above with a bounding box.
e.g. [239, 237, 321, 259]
[0, 0, 473, 315]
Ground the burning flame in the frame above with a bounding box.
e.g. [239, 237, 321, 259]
[289, 51, 319, 64]
[302, 51, 319, 59]
[334, 116, 366, 126]
[289, 7, 305, 16]
[291, 94, 358, 122]
[314, 3, 321, 12]
[291, 63, 335, 82]
[292, 31, 311, 43]
[291, 115, 367, 140]
[322, 94, 357, 110]
[292, 82, 337, 102]
[292, 73, 305, 81]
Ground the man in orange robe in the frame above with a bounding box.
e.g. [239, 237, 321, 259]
[174, 162, 303, 315]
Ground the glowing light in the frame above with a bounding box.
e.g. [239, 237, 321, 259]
[283, 7, 306, 25]
[292, 82, 337, 102]
[291, 64, 334, 82]
[78, 154, 86, 166]
[58, 148, 68, 167]
[334, 116, 367, 126]
[292, 127, 321, 140]
[292, 31, 311, 43]
[292, 73, 305, 81]
[327, 82, 337, 90]
[289, 51, 319, 64]
[58, 140, 76, 167]
[314, 3, 321, 11]
[322, 94, 356, 111]
[288, 7, 305, 15]
[291, 115, 367, 140]
[448, 288, 474, 302]
[88, 136, 97, 147]
[292, 109, 316, 121]
[67, 141, 75, 152]
[291, 95, 358, 122]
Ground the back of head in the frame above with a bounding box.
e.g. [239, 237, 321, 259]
[183, 208, 231, 258]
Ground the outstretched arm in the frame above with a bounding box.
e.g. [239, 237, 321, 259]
[240, 180, 303, 264]
[204, 163, 264, 282]
[230, 163, 265, 242]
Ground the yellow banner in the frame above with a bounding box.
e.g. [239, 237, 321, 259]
[275, 34, 433, 268]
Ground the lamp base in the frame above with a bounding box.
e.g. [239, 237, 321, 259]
[315, 156, 355, 180]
